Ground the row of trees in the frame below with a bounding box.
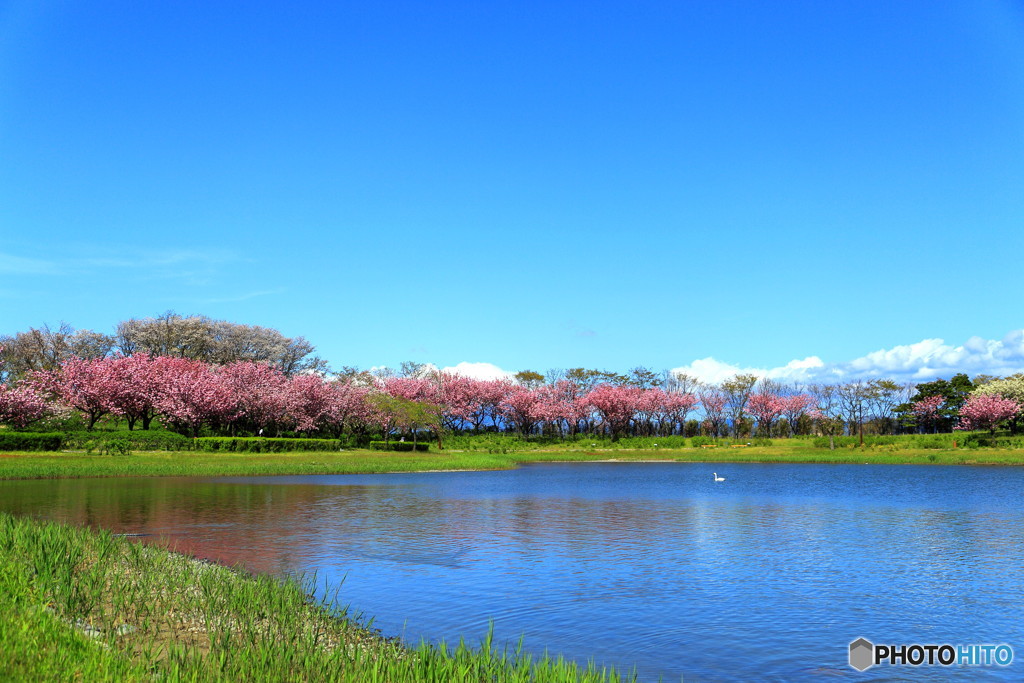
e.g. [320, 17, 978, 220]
[2, 315, 1022, 440]
[2, 349, 1022, 441]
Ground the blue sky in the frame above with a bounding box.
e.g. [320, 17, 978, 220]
[2, 1, 1023, 383]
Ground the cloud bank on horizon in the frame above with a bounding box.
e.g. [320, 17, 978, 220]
[438, 330, 1024, 386]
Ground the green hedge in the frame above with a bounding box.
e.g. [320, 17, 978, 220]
[962, 435, 1024, 449]
[62, 432, 356, 453]
[369, 441, 430, 452]
[194, 437, 347, 453]
[63, 430, 192, 452]
[0, 432, 64, 452]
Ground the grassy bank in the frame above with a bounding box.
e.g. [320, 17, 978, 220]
[0, 442, 1023, 481]
[0, 512, 632, 681]
[0, 450, 516, 480]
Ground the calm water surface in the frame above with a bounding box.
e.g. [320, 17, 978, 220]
[2, 462, 1023, 681]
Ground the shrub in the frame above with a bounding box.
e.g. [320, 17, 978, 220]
[614, 436, 691, 450]
[807, 433, 1024, 449]
[0, 432, 64, 452]
[369, 441, 430, 452]
[689, 436, 716, 447]
[102, 438, 132, 456]
[63, 430, 191, 452]
[961, 435, 1024, 449]
[194, 437, 347, 453]
[23, 412, 87, 433]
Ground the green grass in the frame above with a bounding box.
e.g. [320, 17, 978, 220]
[0, 450, 516, 480]
[1, 439, 1023, 481]
[0, 512, 633, 682]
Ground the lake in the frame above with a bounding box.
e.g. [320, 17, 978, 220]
[2, 462, 1023, 681]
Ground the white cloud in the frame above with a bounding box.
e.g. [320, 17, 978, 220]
[670, 357, 749, 385]
[381, 330, 1024, 388]
[670, 330, 1024, 385]
[440, 361, 515, 381]
[363, 362, 513, 381]
[668, 356, 829, 385]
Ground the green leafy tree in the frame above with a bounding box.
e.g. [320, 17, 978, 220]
[722, 374, 758, 438]
[514, 370, 545, 389]
[866, 379, 906, 435]
[809, 383, 841, 449]
[627, 366, 662, 389]
[900, 374, 975, 432]
[369, 394, 444, 448]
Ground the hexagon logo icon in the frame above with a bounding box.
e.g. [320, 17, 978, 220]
[849, 638, 874, 671]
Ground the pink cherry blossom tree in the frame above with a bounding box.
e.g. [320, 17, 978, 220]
[632, 389, 662, 436]
[0, 346, 54, 428]
[780, 393, 815, 437]
[220, 361, 289, 434]
[550, 380, 589, 436]
[747, 392, 786, 437]
[533, 381, 586, 437]
[698, 388, 728, 438]
[434, 372, 479, 431]
[383, 376, 439, 404]
[585, 384, 641, 440]
[955, 393, 1021, 436]
[155, 358, 238, 437]
[325, 380, 374, 438]
[0, 383, 53, 428]
[910, 395, 944, 434]
[283, 374, 338, 433]
[465, 379, 513, 432]
[501, 386, 545, 436]
[105, 354, 168, 430]
[31, 357, 118, 430]
[658, 391, 698, 436]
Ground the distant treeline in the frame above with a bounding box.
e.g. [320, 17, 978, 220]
[1, 314, 1022, 441]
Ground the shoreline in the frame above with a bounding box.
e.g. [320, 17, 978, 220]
[0, 445, 1023, 481]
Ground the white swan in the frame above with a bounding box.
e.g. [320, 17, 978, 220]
[713, 472, 725, 482]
